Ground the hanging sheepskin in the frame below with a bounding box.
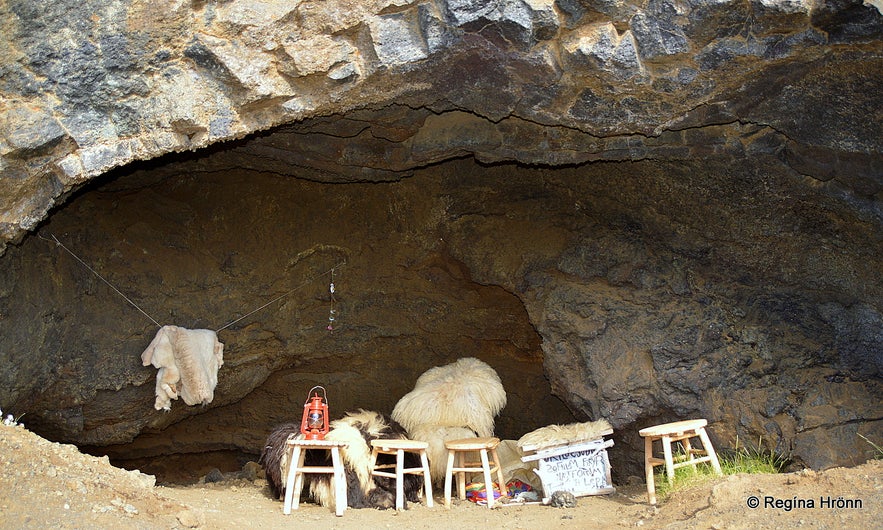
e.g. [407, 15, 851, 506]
[140, 325, 224, 411]
[392, 357, 507, 483]
[259, 410, 424, 510]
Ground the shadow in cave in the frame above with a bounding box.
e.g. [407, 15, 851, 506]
[5, 156, 581, 485]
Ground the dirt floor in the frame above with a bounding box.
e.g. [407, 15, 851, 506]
[1, 424, 880, 529]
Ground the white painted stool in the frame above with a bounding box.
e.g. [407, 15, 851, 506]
[282, 439, 349, 516]
[639, 419, 722, 505]
[443, 437, 506, 508]
[369, 439, 434, 510]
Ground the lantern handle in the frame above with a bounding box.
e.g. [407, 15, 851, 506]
[306, 385, 327, 405]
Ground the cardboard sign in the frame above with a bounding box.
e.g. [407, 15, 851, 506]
[523, 438, 615, 499]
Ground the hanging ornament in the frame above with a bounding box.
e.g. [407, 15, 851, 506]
[327, 269, 337, 332]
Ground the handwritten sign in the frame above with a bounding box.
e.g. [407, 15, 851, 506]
[524, 439, 615, 499]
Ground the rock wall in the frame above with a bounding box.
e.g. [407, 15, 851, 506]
[2, 0, 881, 248]
[0, 0, 881, 479]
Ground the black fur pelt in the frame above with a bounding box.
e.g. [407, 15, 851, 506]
[258, 411, 425, 509]
[363, 415, 424, 505]
[311, 410, 425, 509]
[258, 422, 300, 500]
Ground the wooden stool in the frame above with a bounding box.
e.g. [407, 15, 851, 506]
[639, 419, 722, 505]
[282, 439, 349, 516]
[443, 437, 507, 508]
[369, 439, 434, 510]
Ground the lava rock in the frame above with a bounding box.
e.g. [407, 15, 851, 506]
[550, 490, 577, 508]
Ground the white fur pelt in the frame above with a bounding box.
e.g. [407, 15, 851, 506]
[393, 357, 506, 437]
[140, 325, 224, 411]
[517, 419, 613, 451]
[409, 424, 477, 483]
[392, 357, 507, 484]
[310, 409, 424, 510]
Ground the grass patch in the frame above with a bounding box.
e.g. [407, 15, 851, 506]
[721, 436, 788, 474]
[652, 436, 787, 502]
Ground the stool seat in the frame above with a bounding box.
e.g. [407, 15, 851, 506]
[283, 439, 349, 516]
[372, 438, 430, 451]
[638, 418, 709, 438]
[444, 437, 500, 451]
[369, 439, 434, 510]
[443, 436, 507, 509]
[639, 419, 721, 505]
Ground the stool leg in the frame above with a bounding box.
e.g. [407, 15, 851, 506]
[644, 436, 657, 505]
[444, 449, 456, 508]
[395, 448, 405, 511]
[662, 435, 675, 485]
[283, 446, 304, 514]
[697, 428, 723, 475]
[456, 451, 467, 501]
[491, 447, 506, 500]
[330, 446, 346, 516]
[420, 450, 434, 508]
[683, 436, 695, 466]
[479, 448, 495, 508]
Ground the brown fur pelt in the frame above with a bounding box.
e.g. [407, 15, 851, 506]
[258, 423, 301, 500]
[140, 325, 224, 411]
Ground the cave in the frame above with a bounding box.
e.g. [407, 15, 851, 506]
[1, 0, 881, 485]
[12, 147, 587, 482]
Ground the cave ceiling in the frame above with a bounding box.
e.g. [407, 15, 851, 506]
[0, 0, 881, 479]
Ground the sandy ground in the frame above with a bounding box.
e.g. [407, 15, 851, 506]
[1, 424, 880, 529]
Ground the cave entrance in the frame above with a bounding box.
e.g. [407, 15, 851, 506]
[5, 146, 578, 484]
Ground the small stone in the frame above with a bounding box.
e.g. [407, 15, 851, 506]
[549, 490, 577, 508]
[204, 468, 224, 483]
[240, 461, 262, 481]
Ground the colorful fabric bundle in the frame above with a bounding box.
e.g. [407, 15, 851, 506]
[506, 479, 532, 497]
[465, 482, 502, 503]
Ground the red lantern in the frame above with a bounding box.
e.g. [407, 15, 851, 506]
[300, 385, 330, 440]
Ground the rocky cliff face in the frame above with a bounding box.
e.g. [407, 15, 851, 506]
[0, 0, 881, 480]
